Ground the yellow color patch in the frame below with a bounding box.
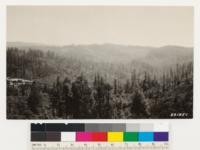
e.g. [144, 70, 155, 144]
[107, 132, 123, 142]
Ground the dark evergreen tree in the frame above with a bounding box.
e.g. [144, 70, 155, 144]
[27, 82, 51, 118]
[63, 77, 72, 118]
[130, 89, 149, 118]
[114, 78, 117, 95]
[71, 74, 93, 118]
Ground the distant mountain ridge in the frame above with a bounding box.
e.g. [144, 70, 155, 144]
[7, 41, 193, 65]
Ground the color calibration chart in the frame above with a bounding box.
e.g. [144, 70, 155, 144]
[31, 123, 169, 150]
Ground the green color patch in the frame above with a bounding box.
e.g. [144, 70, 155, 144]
[123, 132, 138, 142]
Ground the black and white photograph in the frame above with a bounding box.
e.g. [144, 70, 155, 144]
[6, 6, 193, 119]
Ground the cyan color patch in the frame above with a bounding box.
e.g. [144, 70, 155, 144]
[138, 132, 154, 142]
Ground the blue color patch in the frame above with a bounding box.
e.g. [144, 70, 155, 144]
[138, 132, 154, 142]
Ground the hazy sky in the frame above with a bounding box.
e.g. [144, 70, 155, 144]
[7, 6, 193, 47]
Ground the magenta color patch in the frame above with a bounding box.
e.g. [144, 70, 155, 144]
[76, 132, 92, 141]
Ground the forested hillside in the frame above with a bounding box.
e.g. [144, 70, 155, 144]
[7, 43, 193, 119]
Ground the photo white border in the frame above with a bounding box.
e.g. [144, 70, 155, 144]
[0, 1, 200, 149]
